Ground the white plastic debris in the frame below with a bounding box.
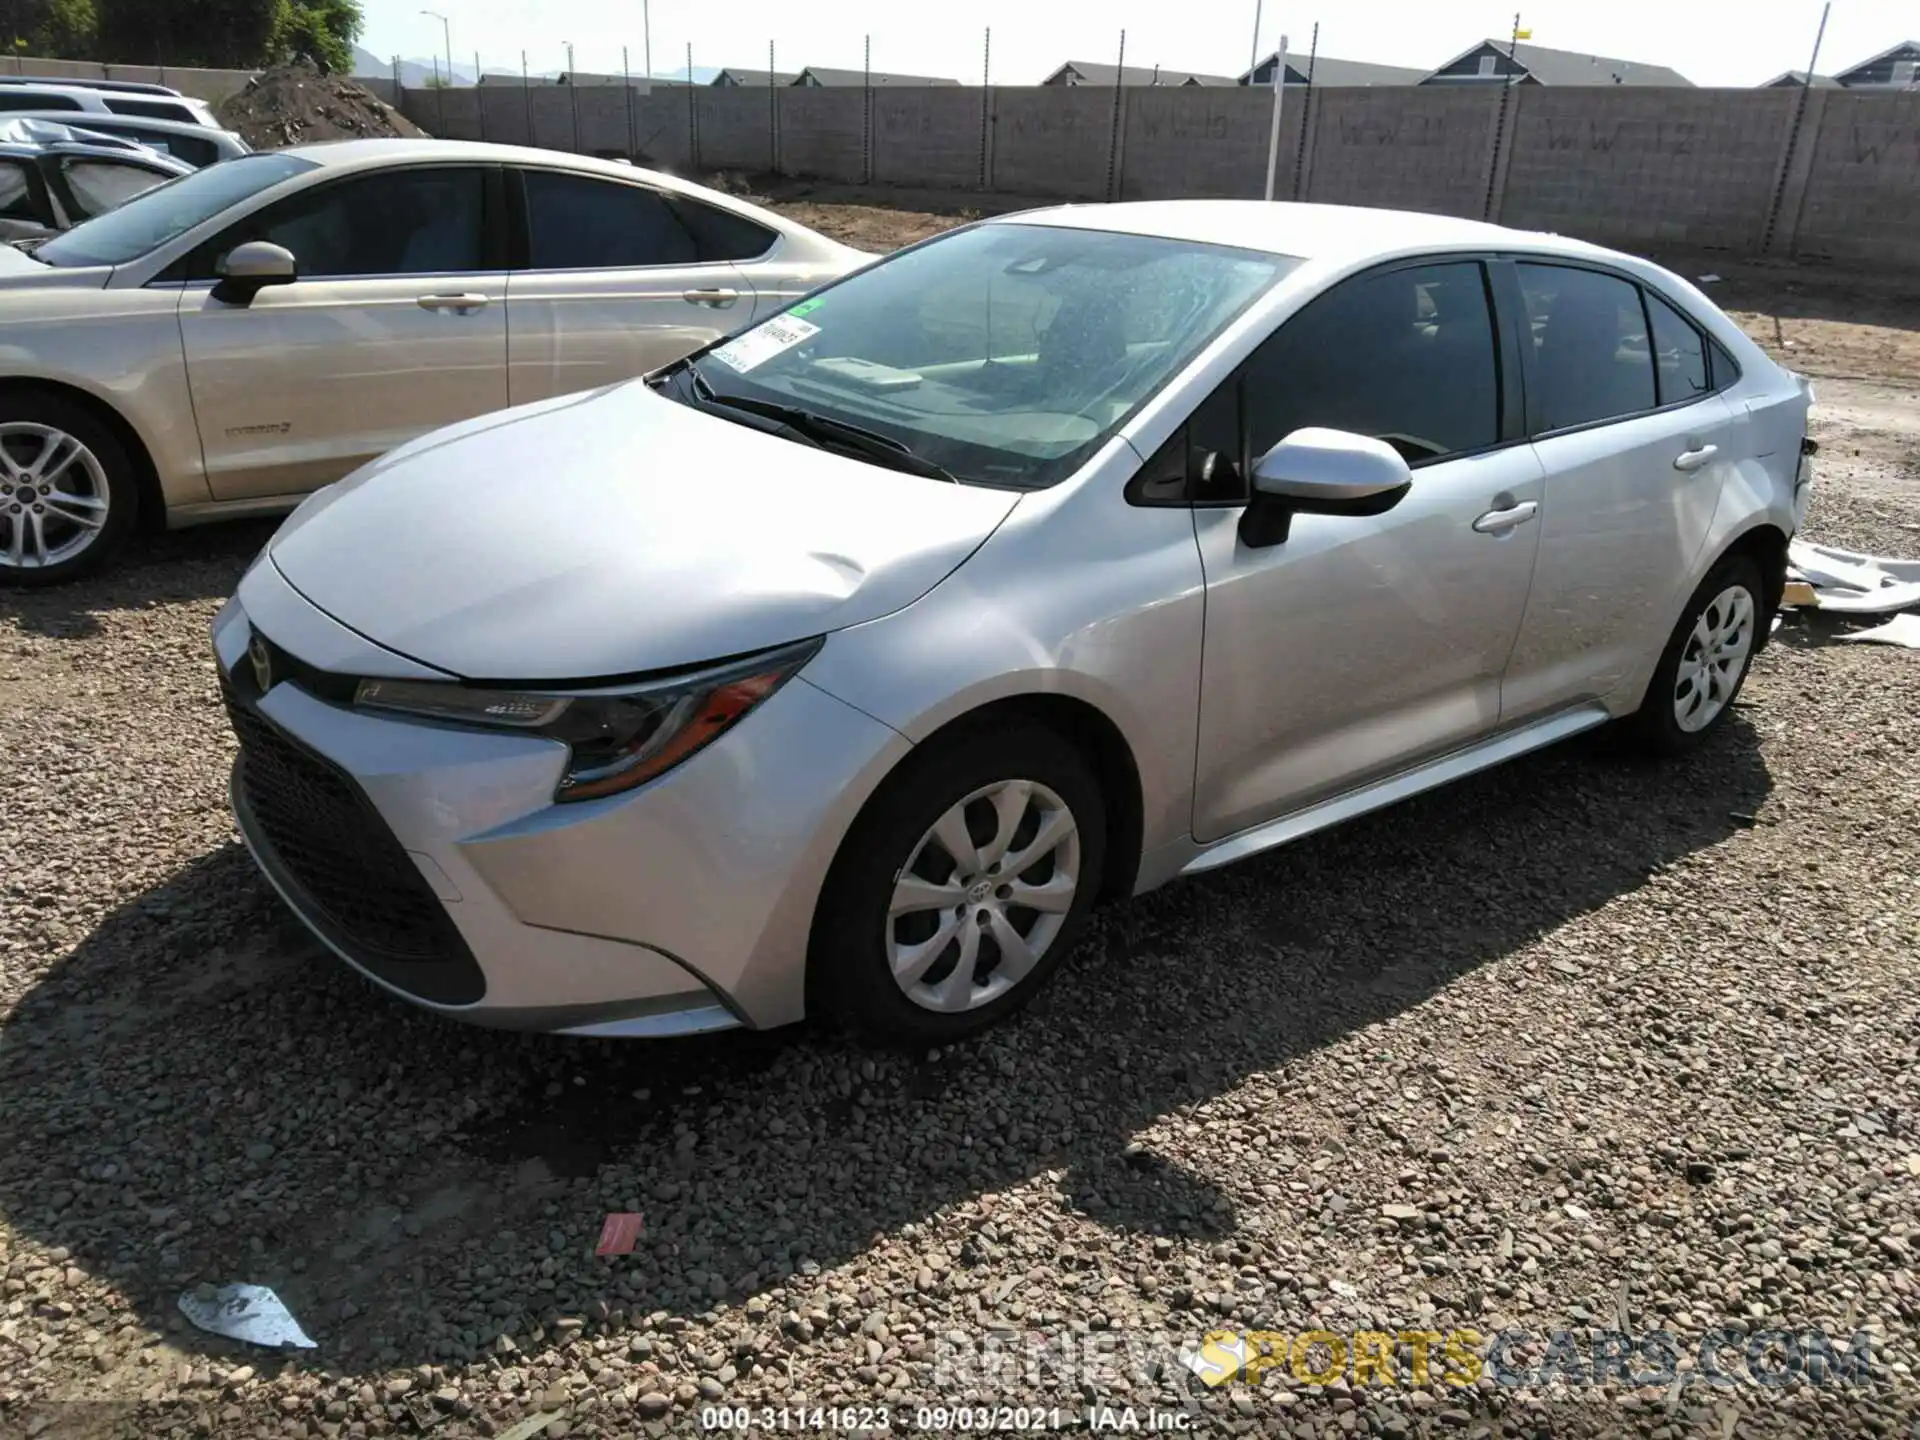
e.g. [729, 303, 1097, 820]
[1697, 273, 1722, 283]
[177, 1283, 317, 1350]
[1835, 613, 1920, 649]
[496, 1414, 564, 1440]
[1803, 580, 1920, 615]
[1791, 540, 1920, 585]
[1785, 539, 1920, 615]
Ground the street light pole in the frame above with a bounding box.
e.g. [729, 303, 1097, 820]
[421, 10, 452, 87]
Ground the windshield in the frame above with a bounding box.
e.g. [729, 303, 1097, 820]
[685, 223, 1294, 489]
[34, 152, 315, 268]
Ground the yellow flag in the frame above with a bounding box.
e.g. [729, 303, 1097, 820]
[1514, 27, 1533, 38]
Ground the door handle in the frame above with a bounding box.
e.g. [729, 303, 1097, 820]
[683, 287, 739, 308]
[417, 293, 489, 313]
[1472, 500, 1539, 534]
[1673, 443, 1718, 472]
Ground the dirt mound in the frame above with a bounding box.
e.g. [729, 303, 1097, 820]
[216, 60, 429, 149]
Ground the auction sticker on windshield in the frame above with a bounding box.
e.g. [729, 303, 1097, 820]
[710, 314, 820, 373]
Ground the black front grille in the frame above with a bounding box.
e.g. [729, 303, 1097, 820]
[221, 667, 485, 1006]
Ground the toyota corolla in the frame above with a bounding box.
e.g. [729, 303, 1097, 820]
[211, 200, 1814, 1045]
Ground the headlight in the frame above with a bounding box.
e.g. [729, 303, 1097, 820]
[353, 639, 821, 803]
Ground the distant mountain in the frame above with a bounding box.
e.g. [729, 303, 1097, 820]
[351, 45, 477, 87]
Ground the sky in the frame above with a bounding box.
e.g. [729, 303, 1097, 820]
[363, 0, 1908, 88]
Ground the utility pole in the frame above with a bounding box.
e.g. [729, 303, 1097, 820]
[565, 41, 579, 151]
[624, 45, 635, 158]
[644, 0, 653, 82]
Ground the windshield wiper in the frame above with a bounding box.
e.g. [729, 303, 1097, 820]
[687, 363, 960, 484]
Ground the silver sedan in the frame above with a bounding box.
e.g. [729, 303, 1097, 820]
[212, 200, 1814, 1045]
[0, 139, 867, 584]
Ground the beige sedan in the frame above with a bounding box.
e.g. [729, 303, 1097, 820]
[0, 139, 869, 584]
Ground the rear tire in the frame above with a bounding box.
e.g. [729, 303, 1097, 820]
[0, 393, 138, 587]
[811, 723, 1106, 1047]
[1625, 552, 1764, 757]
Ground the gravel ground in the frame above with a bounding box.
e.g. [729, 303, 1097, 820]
[2, 225, 1917, 1440]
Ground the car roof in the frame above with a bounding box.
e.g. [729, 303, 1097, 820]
[275, 139, 797, 223]
[993, 199, 1614, 265]
[0, 84, 108, 104]
[284, 138, 666, 177]
[0, 76, 184, 96]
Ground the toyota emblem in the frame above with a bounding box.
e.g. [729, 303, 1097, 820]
[248, 635, 274, 693]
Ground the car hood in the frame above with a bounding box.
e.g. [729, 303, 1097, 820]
[267, 380, 1021, 681]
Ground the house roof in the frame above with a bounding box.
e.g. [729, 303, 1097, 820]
[1042, 60, 1239, 87]
[1760, 69, 1841, 87]
[712, 68, 801, 87]
[1427, 39, 1692, 86]
[1833, 40, 1920, 83]
[795, 66, 960, 87]
[1239, 52, 1426, 86]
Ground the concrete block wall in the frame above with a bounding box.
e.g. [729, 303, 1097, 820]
[694, 87, 779, 172]
[398, 81, 1920, 268]
[777, 86, 866, 182]
[990, 87, 1119, 201]
[1303, 87, 1503, 220]
[1119, 87, 1303, 201]
[1790, 89, 1920, 266]
[873, 88, 985, 190]
[4, 56, 258, 105]
[1497, 88, 1795, 249]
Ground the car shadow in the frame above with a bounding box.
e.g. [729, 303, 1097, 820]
[0, 716, 1772, 1389]
[3, 520, 276, 641]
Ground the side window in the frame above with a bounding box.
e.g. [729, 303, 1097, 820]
[181, 167, 487, 280]
[1516, 263, 1655, 431]
[670, 196, 775, 262]
[0, 160, 38, 222]
[61, 159, 171, 219]
[1241, 261, 1502, 468]
[104, 98, 197, 123]
[1645, 291, 1709, 406]
[522, 170, 697, 269]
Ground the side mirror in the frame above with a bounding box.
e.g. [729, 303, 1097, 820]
[211, 240, 296, 306]
[1239, 427, 1413, 548]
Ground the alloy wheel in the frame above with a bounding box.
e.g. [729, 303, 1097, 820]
[0, 422, 110, 572]
[886, 778, 1081, 1014]
[1673, 583, 1755, 733]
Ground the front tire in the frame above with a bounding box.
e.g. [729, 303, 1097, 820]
[1625, 552, 1764, 756]
[811, 723, 1107, 1046]
[0, 394, 138, 587]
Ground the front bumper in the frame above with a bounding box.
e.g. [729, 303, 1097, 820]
[213, 565, 911, 1035]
